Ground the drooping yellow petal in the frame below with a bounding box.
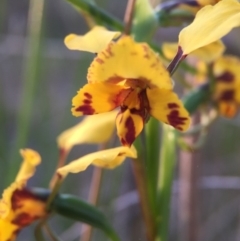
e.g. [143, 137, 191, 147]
[147, 88, 190, 131]
[88, 36, 173, 90]
[0, 149, 41, 219]
[72, 83, 130, 116]
[15, 149, 41, 182]
[0, 150, 45, 241]
[57, 146, 137, 178]
[163, 41, 225, 63]
[64, 26, 121, 53]
[57, 111, 118, 151]
[179, 0, 240, 55]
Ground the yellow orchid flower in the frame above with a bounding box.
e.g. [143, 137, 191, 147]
[179, 0, 240, 56]
[57, 146, 137, 178]
[57, 111, 118, 152]
[213, 56, 240, 118]
[64, 26, 121, 53]
[0, 149, 46, 241]
[70, 35, 190, 146]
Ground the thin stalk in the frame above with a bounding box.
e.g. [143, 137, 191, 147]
[156, 125, 176, 241]
[131, 157, 156, 241]
[50, 148, 69, 189]
[80, 167, 103, 241]
[80, 143, 106, 241]
[44, 223, 63, 241]
[178, 114, 200, 241]
[167, 47, 186, 75]
[123, 0, 136, 35]
[7, 0, 45, 184]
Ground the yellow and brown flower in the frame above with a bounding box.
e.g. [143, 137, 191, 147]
[70, 36, 190, 146]
[213, 56, 240, 118]
[0, 149, 47, 241]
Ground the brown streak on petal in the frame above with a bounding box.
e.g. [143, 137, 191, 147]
[220, 90, 234, 101]
[216, 71, 234, 83]
[168, 103, 179, 109]
[123, 116, 135, 146]
[96, 58, 104, 64]
[12, 189, 43, 211]
[84, 92, 92, 99]
[167, 110, 188, 130]
[107, 75, 125, 84]
[75, 104, 95, 114]
[83, 99, 92, 105]
[12, 212, 42, 227]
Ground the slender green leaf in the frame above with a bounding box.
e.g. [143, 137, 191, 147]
[31, 188, 120, 241]
[156, 125, 176, 241]
[145, 118, 160, 214]
[66, 0, 124, 31]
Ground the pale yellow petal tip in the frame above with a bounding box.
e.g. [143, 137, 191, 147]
[64, 26, 121, 53]
[20, 149, 41, 165]
[179, 0, 240, 55]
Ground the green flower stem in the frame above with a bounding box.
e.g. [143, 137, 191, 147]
[131, 157, 156, 241]
[7, 0, 45, 185]
[66, 0, 124, 31]
[145, 118, 160, 215]
[156, 125, 177, 241]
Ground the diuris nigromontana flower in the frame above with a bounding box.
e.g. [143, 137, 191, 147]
[0, 149, 47, 241]
[67, 28, 190, 146]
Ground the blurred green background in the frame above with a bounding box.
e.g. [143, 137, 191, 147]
[1, 0, 240, 241]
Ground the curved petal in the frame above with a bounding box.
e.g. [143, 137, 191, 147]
[57, 146, 137, 178]
[15, 149, 41, 182]
[116, 108, 144, 146]
[64, 26, 121, 53]
[179, 0, 240, 55]
[88, 36, 173, 90]
[147, 88, 190, 131]
[57, 111, 117, 151]
[72, 83, 130, 116]
[0, 149, 41, 219]
[163, 41, 225, 63]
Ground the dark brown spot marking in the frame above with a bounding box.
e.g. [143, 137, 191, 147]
[220, 90, 234, 101]
[168, 103, 179, 109]
[96, 58, 104, 64]
[12, 189, 43, 211]
[167, 110, 188, 130]
[122, 116, 135, 147]
[84, 92, 92, 99]
[83, 99, 92, 105]
[75, 104, 95, 114]
[216, 71, 234, 83]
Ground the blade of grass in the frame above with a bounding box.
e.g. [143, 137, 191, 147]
[7, 0, 45, 185]
[66, 0, 124, 31]
[145, 118, 160, 215]
[156, 124, 176, 241]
